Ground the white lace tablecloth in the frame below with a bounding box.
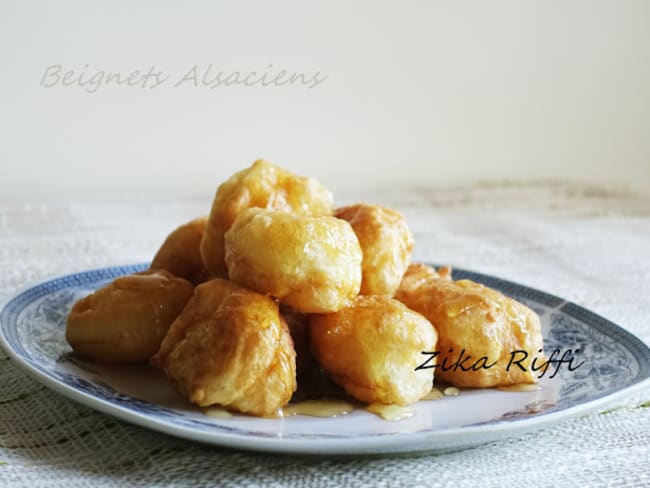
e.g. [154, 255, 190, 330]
[1, 181, 649, 487]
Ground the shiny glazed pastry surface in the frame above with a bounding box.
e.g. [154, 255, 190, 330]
[224, 208, 362, 313]
[66, 270, 194, 363]
[159, 290, 297, 416]
[150, 278, 248, 368]
[310, 295, 438, 405]
[396, 272, 544, 387]
[335, 204, 414, 296]
[396, 263, 452, 296]
[200, 159, 333, 276]
[150, 216, 209, 285]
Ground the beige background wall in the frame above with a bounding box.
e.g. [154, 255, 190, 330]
[1, 0, 649, 198]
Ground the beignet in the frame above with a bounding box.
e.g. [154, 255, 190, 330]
[150, 216, 209, 285]
[224, 208, 362, 313]
[396, 276, 543, 387]
[151, 278, 248, 368]
[335, 204, 414, 296]
[200, 159, 333, 276]
[66, 270, 193, 363]
[160, 291, 297, 416]
[310, 296, 437, 405]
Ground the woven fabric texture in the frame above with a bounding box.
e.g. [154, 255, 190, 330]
[1, 181, 649, 487]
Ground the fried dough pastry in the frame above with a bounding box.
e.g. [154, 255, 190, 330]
[395, 263, 452, 298]
[160, 291, 297, 416]
[396, 278, 543, 387]
[200, 160, 334, 276]
[310, 296, 438, 405]
[335, 204, 414, 296]
[66, 270, 194, 363]
[150, 217, 209, 285]
[224, 208, 362, 313]
[151, 278, 247, 368]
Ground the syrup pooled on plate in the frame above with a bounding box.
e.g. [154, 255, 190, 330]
[282, 399, 355, 418]
[422, 387, 444, 400]
[366, 403, 415, 421]
[203, 406, 233, 419]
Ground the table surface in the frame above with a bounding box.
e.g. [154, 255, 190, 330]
[1, 181, 649, 488]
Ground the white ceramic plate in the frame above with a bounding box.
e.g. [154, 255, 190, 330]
[1, 264, 649, 455]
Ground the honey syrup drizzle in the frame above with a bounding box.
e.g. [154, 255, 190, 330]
[281, 399, 355, 418]
[201, 383, 542, 421]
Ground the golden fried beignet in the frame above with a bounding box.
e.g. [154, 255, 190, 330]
[200, 160, 333, 276]
[396, 278, 543, 388]
[150, 217, 209, 285]
[66, 270, 194, 363]
[335, 204, 414, 296]
[310, 296, 437, 405]
[395, 263, 452, 299]
[224, 208, 362, 313]
[160, 291, 297, 416]
[150, 278, 248, 368]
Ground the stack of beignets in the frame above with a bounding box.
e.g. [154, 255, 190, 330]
[66, 159, 545, 418]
